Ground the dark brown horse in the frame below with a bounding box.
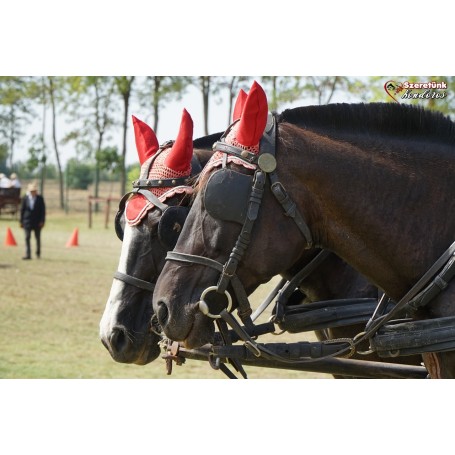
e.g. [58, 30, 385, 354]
[153, 81, 454, 377]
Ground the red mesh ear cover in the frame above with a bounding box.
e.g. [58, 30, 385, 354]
[164, 109, 193, 173]
[125, 109, 194, 226]
[132, 115, 160, 165]
[232, 89, 248, 121]
[236, 81, 268, 147]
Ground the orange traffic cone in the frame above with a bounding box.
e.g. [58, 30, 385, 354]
[4, 227, 17, 246]
[66, 228, 79, 247]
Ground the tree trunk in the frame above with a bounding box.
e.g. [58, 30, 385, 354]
[8, 105, 16, 170]
[227, 76, 237, 125]
[115, 76, 135, 197]
[94, 131, 103, 212]
[153, 76, 161, 133]
[39, 80, 47, 195]
[94, 80, 104, 212]
[201, 76, 210, 135]
[48, 77, 64, 209]
[120, 94, 128, 196]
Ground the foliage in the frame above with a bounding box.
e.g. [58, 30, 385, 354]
[136, 76, 188, 133]
[0, 142, 8, 170]
[25, 133, 47, 173]
[0, 76, 34, 168]
[65, 158, 94, 190]
[96, 146, 121, 175]
[126, 163, 141, 190]
[13, 160, 57, 180]
[2, 75, 454, 191]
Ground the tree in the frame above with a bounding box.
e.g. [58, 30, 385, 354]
[0, 142, 8, 171]
[26, 133, 48, 192]
[65, 158, 94, 190]
[202, 76, 252, 125]
[137, 76, 188, 134]
[114, 76, 135, 196]
[47, 77, 65, 209]
[25, 77, 49, 194]
[189, 76, 250, 134]
[186, 76, 212, 135]
[0, 76, 33, 170]
[63, 76, 117, 208]
[260, 76, 304, 111]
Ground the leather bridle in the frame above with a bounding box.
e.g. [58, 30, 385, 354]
[166, 113, 314, 330]
[113, 141, 200, 294]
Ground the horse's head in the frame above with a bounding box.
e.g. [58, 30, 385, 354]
[100, 109, 206, 364]
[154, 82, 310, 348]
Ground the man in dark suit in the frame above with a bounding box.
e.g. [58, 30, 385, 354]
[20, 182, 46, 260]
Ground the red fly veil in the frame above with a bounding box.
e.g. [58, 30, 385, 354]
[126, 110, 194, 226]
[201, 81, 269, 180]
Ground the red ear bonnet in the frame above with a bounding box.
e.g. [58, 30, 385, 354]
[235, 81, 268, 147]
[132, 115, 159, 165]
[164, 108, 193, 173]
[126, 110, 194, 226]
[232, 89, 248, 122]
[198, 81, 268, 183]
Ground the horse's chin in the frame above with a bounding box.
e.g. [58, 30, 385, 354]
[182, 314, 215, 349]
[130, 335, 161, 365]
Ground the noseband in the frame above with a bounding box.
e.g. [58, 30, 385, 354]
[166, 114, 314, 327]
[114, 141, 199, 293]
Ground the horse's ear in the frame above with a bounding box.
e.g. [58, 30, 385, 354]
[164, 109, 193, 172]
[132, 115, 159, 165]
[232, 89, 248, 122]
[236, 81, 268, 147]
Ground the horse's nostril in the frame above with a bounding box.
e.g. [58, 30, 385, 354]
[156, 300, 170, 327]
[110, 327, 128, 354]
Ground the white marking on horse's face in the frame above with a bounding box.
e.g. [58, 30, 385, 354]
[99, 223, 134, 336]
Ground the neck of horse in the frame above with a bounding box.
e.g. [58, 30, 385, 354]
[284, 252, 377, 302]
[282, 124, 455, 301]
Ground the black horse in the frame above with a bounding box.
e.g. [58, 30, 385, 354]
[153, 81, 454, 377]
[99, 110, 215, 364]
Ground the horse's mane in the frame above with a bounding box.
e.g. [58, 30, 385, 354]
[193, 131, 223, 150]
[278, 103, 455, 144]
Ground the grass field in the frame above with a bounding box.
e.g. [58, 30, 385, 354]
[0, 180, 330, 379]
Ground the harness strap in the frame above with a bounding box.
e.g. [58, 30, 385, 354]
[165, 251, 255, 327]
[132, 177, 188, 188]
[214, 170, 266, 325]
[272, 250, 332, 323]
[215, 318, 248, 379]
[131, 187, 169, 212]
[406, 253, 455, 311]
[213, 141, 258, 163]
[269, 178, 313, 248]
[166, 251, 223, 271]
[113, 271, 155, 293]
[364, 239, 455, 339]
[217, 171, 266, 292]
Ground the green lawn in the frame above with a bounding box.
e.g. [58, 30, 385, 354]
[0, 210, 330, 379]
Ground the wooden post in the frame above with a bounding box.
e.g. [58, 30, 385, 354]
[88, 197, 93, 228]
[105, 198, 111, 229]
